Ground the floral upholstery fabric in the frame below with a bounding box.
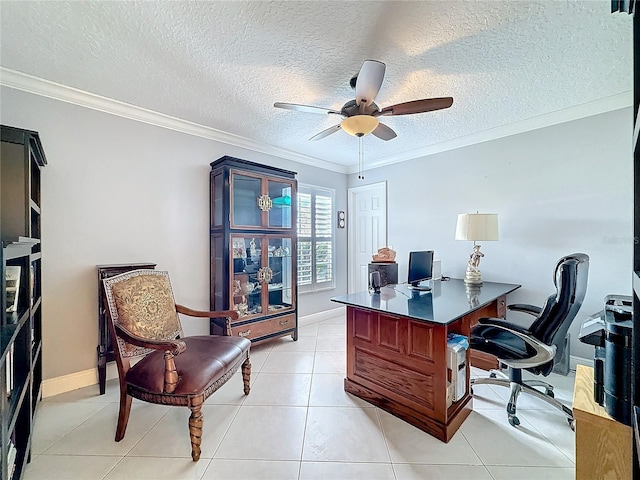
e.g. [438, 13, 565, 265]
[110, 273, 182, 355]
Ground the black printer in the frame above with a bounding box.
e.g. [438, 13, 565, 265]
[578, 294, 633, 426]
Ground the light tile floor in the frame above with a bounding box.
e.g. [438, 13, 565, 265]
[24, 315, 576, 480]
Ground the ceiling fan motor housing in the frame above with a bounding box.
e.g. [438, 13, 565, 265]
[341, 99, 379, 117]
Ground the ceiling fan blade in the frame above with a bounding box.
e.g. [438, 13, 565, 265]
[309, 124, 342, 141]
[371, 123, 397, 141]
[376, 97, 454, 116]
[355, 60, 386, 108]
[274, 102, 342, 115]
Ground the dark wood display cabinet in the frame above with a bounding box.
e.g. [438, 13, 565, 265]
[210, 156, 298, 343]
[1, 126, 47, 480]
[96, 263, 156, 395]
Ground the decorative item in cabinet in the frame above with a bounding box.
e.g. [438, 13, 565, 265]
[229, 235, 295, 320]
[210, 156, 298, 345]
[1, 125, 46, 480]
[96, 263, 156, 395]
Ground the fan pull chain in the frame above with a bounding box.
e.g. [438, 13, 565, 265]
[358, 135, 365, 180]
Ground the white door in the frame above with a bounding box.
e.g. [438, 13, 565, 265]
[348, 182, 387, 293]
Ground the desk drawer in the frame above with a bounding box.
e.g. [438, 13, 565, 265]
[231, 314, 295, 340]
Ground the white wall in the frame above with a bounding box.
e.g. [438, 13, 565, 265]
[1, 86, 348, 380]
[349, 108, 633, 360]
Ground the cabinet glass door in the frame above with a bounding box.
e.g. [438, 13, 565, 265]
[264, 236, 294, 314]
[231, 236, 263, 318]
[211, 172, 223, 227]
[267, 180, 293, 229]
[231, 173, 262, 227]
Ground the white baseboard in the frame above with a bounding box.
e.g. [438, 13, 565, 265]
[42, 363, 119, 398]
[298, 306, 345, 327]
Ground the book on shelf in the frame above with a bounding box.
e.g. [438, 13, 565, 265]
[7, 435, 17, 478]
[6, 343, 14, 398]
[5, 265, 21, 313]
[30, 263, 35, 307]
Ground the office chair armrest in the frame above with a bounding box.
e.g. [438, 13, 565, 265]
[473, 318, 556, 369]
[507, 304, 542, 316]
[477, 316, 531, 335]
[114, 323, 187, 356]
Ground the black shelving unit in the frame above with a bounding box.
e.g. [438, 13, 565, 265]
[1, 126, 47, 480]
[628, 3, 640, 478]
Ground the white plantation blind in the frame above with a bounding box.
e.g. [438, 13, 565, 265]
[297, 185, 335, 292]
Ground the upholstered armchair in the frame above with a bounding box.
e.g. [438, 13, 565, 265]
[102, 269, 251, 461]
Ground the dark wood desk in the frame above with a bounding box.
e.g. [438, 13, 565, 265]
[331, 279, 520, 442]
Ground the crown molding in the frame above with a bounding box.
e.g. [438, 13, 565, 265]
[1, 68, 630, 177]
[0, 67, 349, 174]
[349, 91, 633, 174]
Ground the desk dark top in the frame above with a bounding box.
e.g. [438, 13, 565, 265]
[331, 279, 521, 325]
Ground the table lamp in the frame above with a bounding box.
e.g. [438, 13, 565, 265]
[455, 213, 499, 284]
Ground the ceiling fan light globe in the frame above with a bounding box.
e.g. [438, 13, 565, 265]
[341, 115, 379, 137]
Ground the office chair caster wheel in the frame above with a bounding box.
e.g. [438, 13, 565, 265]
[508, 415, 520, 427]
[545, 389, 554, 398]
[489, 372, 497, 379]
[568, 418, 575, 431]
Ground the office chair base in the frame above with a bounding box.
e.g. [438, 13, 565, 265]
[488, 369, 555, 397]
[471, 372, 574, 430]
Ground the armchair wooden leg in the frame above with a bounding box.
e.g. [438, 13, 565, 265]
[115, 390, 132, 442]
[188, 401, 204, 461]
[242, 357, 251, 395]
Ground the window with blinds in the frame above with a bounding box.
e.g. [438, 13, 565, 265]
[297, 185, 335, 292]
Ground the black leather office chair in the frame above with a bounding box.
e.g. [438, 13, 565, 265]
[470, 253, 589, 429]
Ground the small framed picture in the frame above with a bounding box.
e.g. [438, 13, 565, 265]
[5, 266, 21, 313]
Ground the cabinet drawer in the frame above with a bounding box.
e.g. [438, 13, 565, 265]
[231, 314, 296, 340]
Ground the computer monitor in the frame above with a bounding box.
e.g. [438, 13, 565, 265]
[408, 250, 434, 291]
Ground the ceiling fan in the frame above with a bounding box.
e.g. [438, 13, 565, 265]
[274, 60, 454, 142]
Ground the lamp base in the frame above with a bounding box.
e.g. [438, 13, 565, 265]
[464, 271, 483, 284]
[464, 243, 485, 285]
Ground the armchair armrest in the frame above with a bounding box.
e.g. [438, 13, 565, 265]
[507, 304, 542, 316]
[114, 323, 186, 393]
[175, 305, 239, 320]
[114, 324, 186, 355]
[175, 305, 239, 336]
[473, 317, 556, 369]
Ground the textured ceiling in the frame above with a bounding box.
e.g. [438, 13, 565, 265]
[0, 1, 633, 172]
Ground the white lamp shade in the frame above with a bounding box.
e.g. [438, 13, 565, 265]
[455, 213, 499, 241]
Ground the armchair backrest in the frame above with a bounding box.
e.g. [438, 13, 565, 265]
[103, 269, 184, 359]
[528, 253, 589, 357]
